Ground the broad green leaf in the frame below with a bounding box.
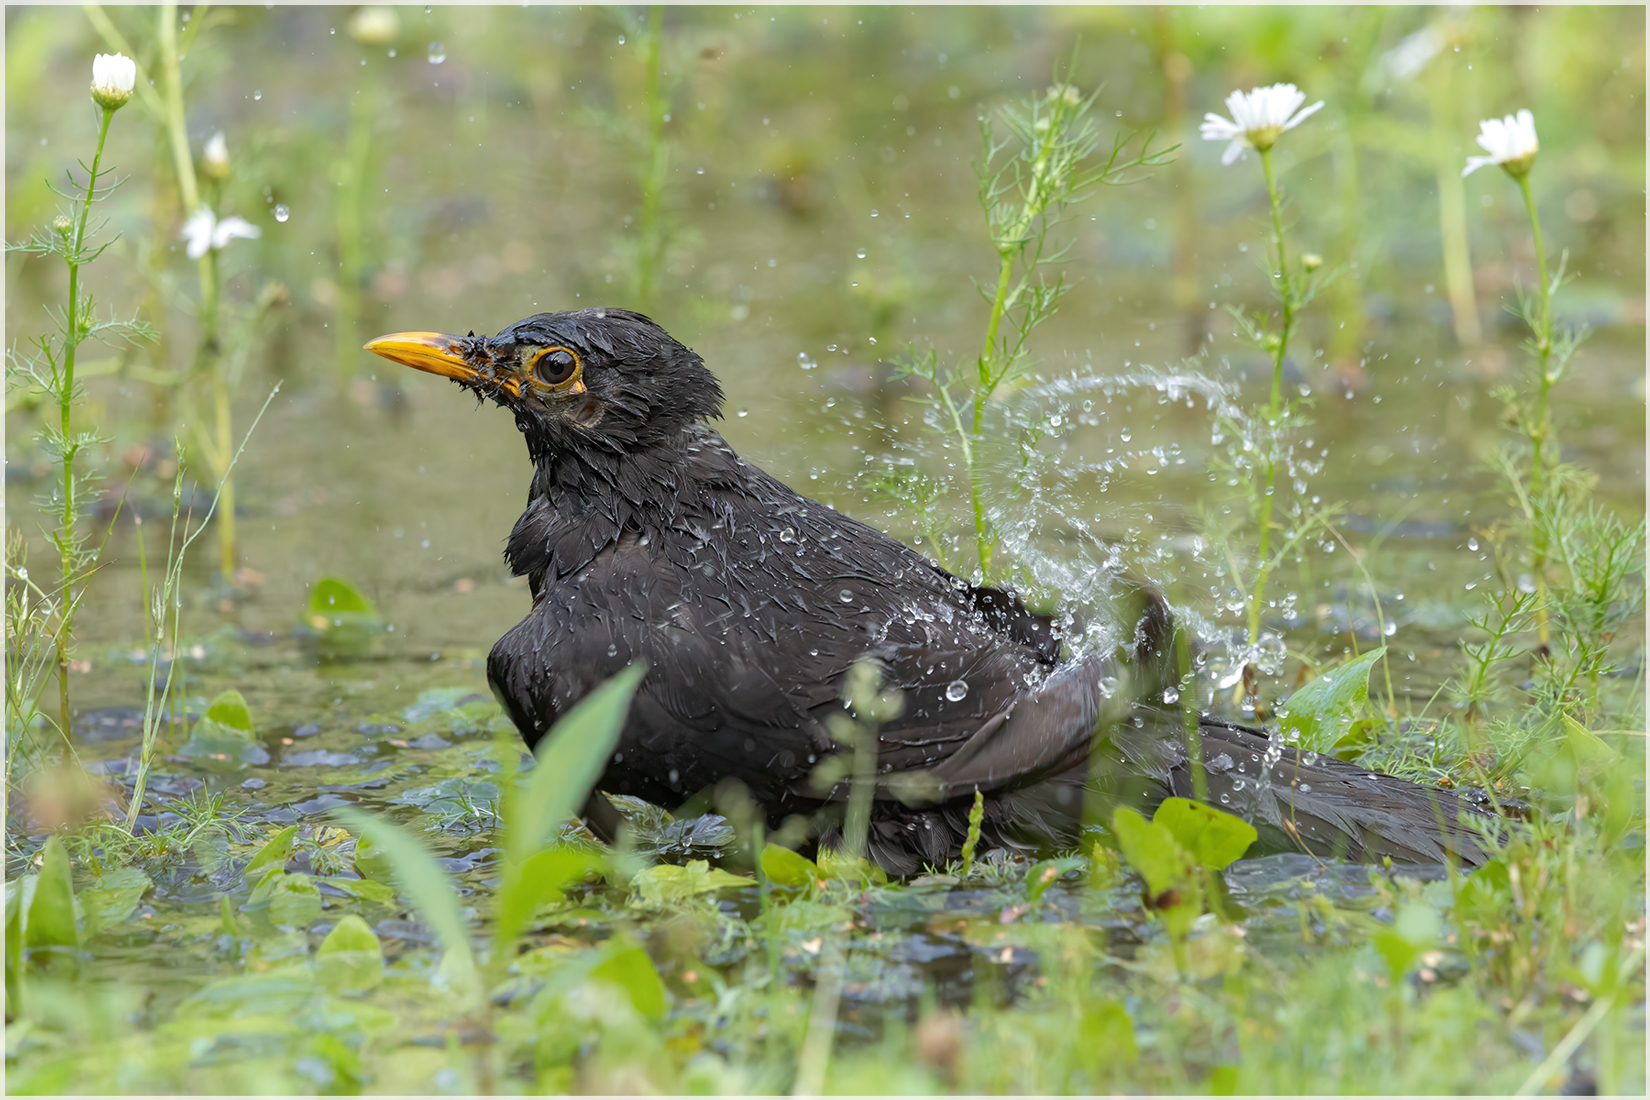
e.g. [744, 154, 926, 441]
[817, 846, 887, 886]
[1109, 808, 1193, 898]
[302, 576, 384, 659]
[322, 876, 397, 904]
[308, 576, 378, 616]
[589, 936, 667, 1018]
[632, 860, 755, 906]
[1276, 647, 1387, 753]
[81, 867, 151, 926]
[505, 663, 647, 866]
[332, 807, 477, 995]
[25, 838, 78, 950]
[1152, 798, 1258, 871]
[760, 844, 822, 893]
[246, 871, 323, 930]
[6, 884, 23, 1014]
[317, 914, 385, 994]
[495, 846, 606, 949]
[353, 833, 395, 881]
[245, 825, 297, 881]
[204, 689, 255, 733]
[1025, 859, 1063, 905]
[175, 968, 317, 1020]
[1110, 807, 1201, 940]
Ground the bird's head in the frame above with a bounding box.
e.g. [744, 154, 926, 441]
[365, 308, 723, 459]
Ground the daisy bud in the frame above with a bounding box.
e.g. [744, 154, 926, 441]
[202, 132, 232, 180]
[348, 6, 400, 44]
[90, 53, 137, 111]
[53, 215, 73, 236]
[1301, 252, 1323, 272]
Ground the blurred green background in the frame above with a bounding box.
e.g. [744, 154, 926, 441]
[6, 4, 1644, 671]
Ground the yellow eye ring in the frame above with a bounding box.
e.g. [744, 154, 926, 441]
[528, 346, 584, 392]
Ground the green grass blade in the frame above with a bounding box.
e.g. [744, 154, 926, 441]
[504, 662, 646, 865]
[332, 807, 476, 996]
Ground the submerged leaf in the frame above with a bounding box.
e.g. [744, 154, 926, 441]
[81, 867, 152, 927]
[317, 914, 385, 994]
[632, 860, 755, 906]
[244, 824, 298, 881]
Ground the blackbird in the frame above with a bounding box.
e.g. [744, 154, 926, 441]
[366, 308, 1494, 874]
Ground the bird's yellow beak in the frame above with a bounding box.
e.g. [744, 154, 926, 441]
[363, 331, 521, 397]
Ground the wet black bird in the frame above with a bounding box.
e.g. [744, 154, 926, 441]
[366, 308, 1494, 874]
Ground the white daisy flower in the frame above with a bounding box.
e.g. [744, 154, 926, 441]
[1200, 83, 1324, 166]
[182, 207, 262, 260]
[1461, 109, 1539, 179]
[90, 52, 136, 110]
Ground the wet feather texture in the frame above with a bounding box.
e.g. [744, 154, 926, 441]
[374, 308, 1495, 874]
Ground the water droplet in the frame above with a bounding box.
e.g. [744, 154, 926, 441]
[1383, 620, 1397, 636]
[856, 247, 867, 259]
[839, 589, 854, 603]
[1119, 427, 1132, 442]
[1162, 687, 1179, 704]
[737, 406, 748, 417]
[388, 48, 396, 58]
[617, 34, 626, 44]
[1219, 793, 1231, 804]
[427, 42, 446, 63]
[779, 527, 796, 543]
[273, 204, 290, 223]
[945, 680, 969, 702]
[253, 89, 262, 101]
[1467, 536, 1480, 551]
[606, 644, 618, 657]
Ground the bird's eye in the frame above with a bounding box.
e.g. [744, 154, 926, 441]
[529, 347, 581, 388]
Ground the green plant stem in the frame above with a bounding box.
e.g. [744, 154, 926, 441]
[53, 104, 117, 741]
[1246, 146, 1296, 649]
[159, 4, 199, 213]
[1518, 173, 1553, 649]
[964, 252, 1018, 578]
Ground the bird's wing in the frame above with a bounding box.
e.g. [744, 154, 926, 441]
[1093, 708, 1496, 865]
[671, 437, 1134, 803]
